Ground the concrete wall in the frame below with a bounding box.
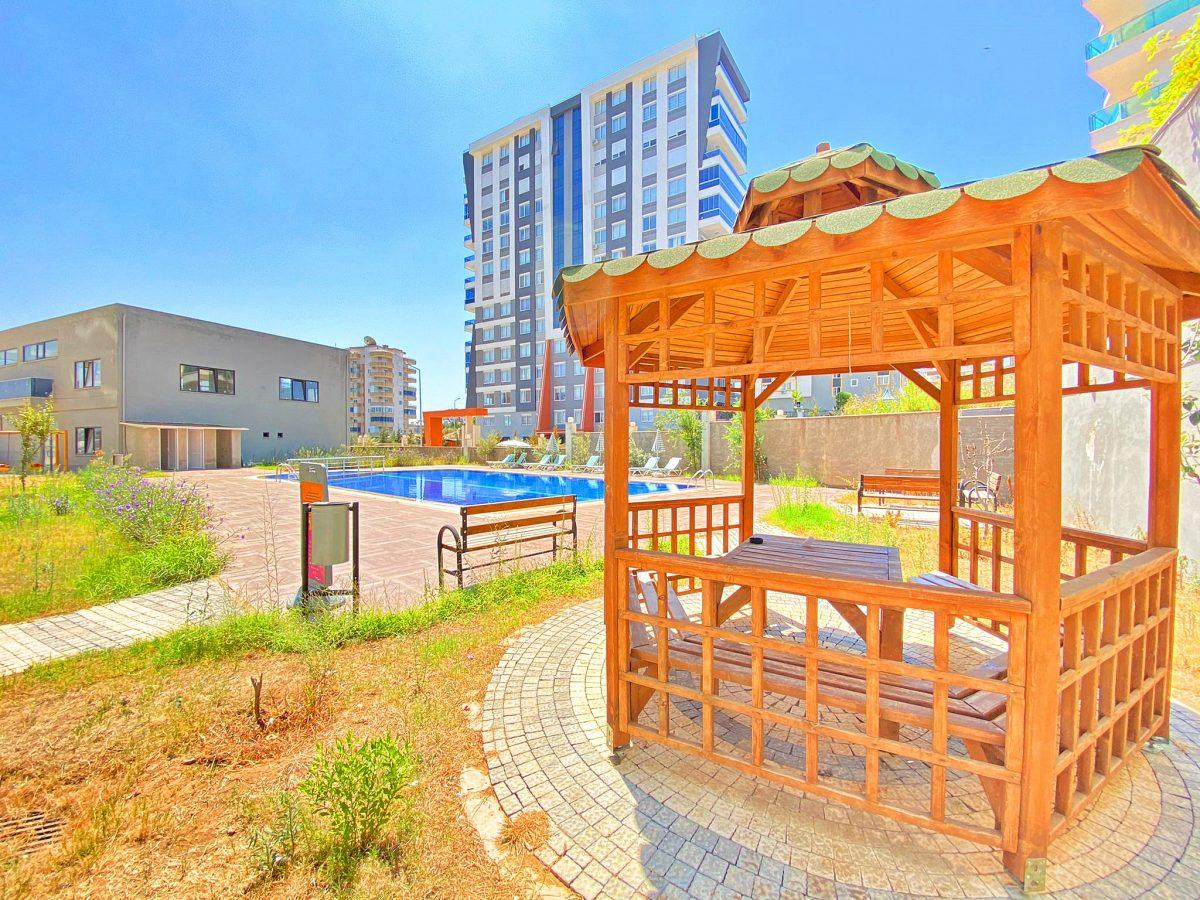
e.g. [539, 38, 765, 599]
[120, 306, 349, 464]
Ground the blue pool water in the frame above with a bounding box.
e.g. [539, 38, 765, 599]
[274, 467, 692, 506]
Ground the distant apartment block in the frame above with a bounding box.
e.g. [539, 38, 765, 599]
[347, 337, 420, 437]
[462, 32, 750, 435]
[0, 304, 348, 470]
[758, 371, 913, 417]
[1085, 0, 1200, 149]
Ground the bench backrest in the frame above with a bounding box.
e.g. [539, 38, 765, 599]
[859, 473, 940, 494]
[883, 467, 938, 477]
[460, 494, 577, 537]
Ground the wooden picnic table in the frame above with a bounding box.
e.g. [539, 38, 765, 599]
[710, 533, 906, 703]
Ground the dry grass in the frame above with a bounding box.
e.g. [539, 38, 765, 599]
[0, 564, 602, 897]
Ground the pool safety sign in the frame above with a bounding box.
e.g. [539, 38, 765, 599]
[297, 462, 331, 594]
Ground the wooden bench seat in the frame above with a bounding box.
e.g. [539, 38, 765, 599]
[437, 495, 577, 588]
[857, 473, 940, 513]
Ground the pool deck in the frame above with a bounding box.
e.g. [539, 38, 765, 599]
[186, 467, 773, 609]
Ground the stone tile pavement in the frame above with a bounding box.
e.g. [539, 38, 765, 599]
[0, 579, 231, 675]
[484, 598, 1200, 899]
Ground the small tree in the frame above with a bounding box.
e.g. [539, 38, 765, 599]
[1183, 328, 1199, 487]
[834, 390, 852, 412]
[12, 396, 57, 490]
[1120, 19, 1200, 144]
[723, 406, 769, 480]
[655, 408, 704, 471]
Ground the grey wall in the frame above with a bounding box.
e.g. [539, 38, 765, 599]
[120, 306, 348, 463]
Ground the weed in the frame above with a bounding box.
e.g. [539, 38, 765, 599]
[245, 790, 308, 878]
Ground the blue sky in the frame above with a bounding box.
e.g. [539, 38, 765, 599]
[1, 2, 1103, 407]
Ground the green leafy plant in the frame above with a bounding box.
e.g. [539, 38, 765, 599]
[1183, 328, 1199, 487]
[723, 407, 769, 479]
[298, 733, 417, 882]
[1121, 19, 1200, 144]
[655, 408, 703, 471]
[840, 381, 939, 415]
[11, 396, 57, 490]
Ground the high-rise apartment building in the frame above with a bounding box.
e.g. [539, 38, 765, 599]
[462, 33, 749, 435]
[347, 337, 420, 438]
[1085, 0, 1200, 149]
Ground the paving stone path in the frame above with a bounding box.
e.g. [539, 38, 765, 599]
[0, 579, 232, 676]
[484, 598, 1200, 899]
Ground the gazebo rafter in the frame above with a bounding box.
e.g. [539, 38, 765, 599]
[556, 144, 1200, 888]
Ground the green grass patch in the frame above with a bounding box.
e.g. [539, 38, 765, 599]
[15, 554, 604, 690]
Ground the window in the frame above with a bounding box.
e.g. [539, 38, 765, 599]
[642, 214, 656, 232]
[668, 63, 686, 81]
[611, 112, 626, 132]
[668, 177, 686, 197]
[642, 241, 657, 253]
[518, 225, 529, 241]
[518, 201, 531, 218]
[553, 410, 566, 426]
[642, 136, 657, 153]
[481, 239, 493, 254]
[611, 193, 627, 212]
[518, 249, 531, 264]
[74, 359, 101, 388]
[499, 324, 512, 338]
[499, 301, 512, 316]
[667, 206, 687, 225]
[643, 186, 657, 205]
[667, 90, 686, 112]
[518, 177, 530, 193]
[499, 211, 510, 227]
[612, 86, 627, 105]
[594, 123, 606, 142]
[667, 145, 686, 167]
[517, 132, 531, 147]
[499, 234, 510, 250]
[553, 339, 567, 354]
[519, 388, 532, 403]
[279, 377, 319, 402]
[642, 102, 656, 122]
[180, 364, 235, 395]
[573, 360, 583, 375]
[594, 201, 606, 220]
[22, 340, 57, 361]
[518, 156, 529, 171]
[877, 371, 892, 386]
[611, 166, 626, 186]
[499, 258, 510, 273]
[573, 384, 583, 401]
[519, 297, 531, 311]
[499, 145, 510, 162]
[553, 386, 567, 402]
[482, 151, 493, 166]
[667, 235, 686, 248]
[482, 216, 493, 232]
[75, 427, 101, 456]
[518, 272, 531, 288]
[0, 348, 17, 366]
[519, 366, 532, 381]
[611, 139, 626, 160]
[482, 262, 494, 276]
[553, 361, 566, 377]
[611, 222, 627, 240]
[499, 187, 509, 204]
[500, 346, 513, 361]
[519, 320, 532, 335]
[594, 228, 606, 246]
[519, 342, 532, 358]
[594, 98, 606, 116]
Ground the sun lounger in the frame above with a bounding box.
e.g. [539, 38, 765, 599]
[486, 453, 516, 468]
[572, 454, 601, 473]
[630, 456, 660, 476]
[653, 457, 684, 477]
[541, 454, 567, 471]
[524, 454, 551, 470]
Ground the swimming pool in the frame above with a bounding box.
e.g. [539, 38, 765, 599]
[273, 467, 693, 506]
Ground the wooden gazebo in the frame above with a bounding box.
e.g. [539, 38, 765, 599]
[554, 144, 1200, 886]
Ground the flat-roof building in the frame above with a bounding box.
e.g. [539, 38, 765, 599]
[0, 304, 348, 470]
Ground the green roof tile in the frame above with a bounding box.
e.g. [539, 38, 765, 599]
[697, 233, 751, 259]
[831, 144, 873, 169]
[1051, 148, 1144, 184]
[602, 254, 646, 276]
[815, 204, 883, 235]
[751, 169, 790, 192]
[964, 168, 1049, 201]
[561, 262, 601, 283]
[885, 188, 962, 220]
[750, 219, 812, 247]
[789, 156, 831, 184]
[647, 244, 695, 269]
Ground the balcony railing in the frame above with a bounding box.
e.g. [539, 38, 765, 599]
[707, 104, 747, 161]
[1089, 82, 1166, 131]
[0, 377, 53, 401]
[1085, 0, 1199, 59]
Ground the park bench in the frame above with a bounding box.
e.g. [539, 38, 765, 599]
[856, 472, 940, 513]
[437, 494, 577, 588]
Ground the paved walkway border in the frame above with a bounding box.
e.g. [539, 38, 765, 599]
[0, 579, 232, 676]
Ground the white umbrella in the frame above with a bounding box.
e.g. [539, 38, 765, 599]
[594, 432, 604, 454]
[497, 438, 532, 449]
[547, 433, 560, 454]
[651, 429, 665, 455]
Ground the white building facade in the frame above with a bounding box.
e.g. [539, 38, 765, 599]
[462, 32, 750, 435]
[347, 337, 420, 438]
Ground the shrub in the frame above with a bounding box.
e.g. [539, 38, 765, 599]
[79, 463, 214, 544]
[299, 733, 417, 882]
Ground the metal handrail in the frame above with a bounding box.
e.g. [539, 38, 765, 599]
[275, 455, 386, 478]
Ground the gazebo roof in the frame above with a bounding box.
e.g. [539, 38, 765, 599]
[736, 142, 940, 231]
[555, 146, 1200, 372]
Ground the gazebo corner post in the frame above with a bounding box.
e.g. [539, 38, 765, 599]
[938, 365, 960, 575]
[1148, 349, 1182, 740]
[603, 301, 631, 751]
[741, 377, 757, 536]
[1007, 222, 1065, 887]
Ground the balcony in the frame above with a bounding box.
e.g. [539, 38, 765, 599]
[706, 105, 748, 174]
[0, 377, 53, 402]
[1085, 0, 1199, 59]
[1089, 82, 1165, 131]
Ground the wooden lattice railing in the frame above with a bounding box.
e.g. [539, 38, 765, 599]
[952, 507, 1148, 594]
[615, 548, 1030, 851]
[1051, 547, 1176, 836]
[628, 494, 742, 557]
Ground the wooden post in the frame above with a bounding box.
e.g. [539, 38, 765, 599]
[741, 378, 756, 536]
[938, 365, 960, 575]
[1008, 222, 1064, 886]
[1148, 345, 1182, 738]
[603, 298, 631, 750]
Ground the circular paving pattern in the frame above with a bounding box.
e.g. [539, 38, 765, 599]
[483, 599, 1200, 899]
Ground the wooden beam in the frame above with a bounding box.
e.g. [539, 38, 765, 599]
[1009, 221, 1064, 879]
[1151, 266, 1200, 299]
[938, 366, 959, 574]
[895, 365, 940, 400]
[754, 372, 794, 408]
[1184, 295, 1200, 321]
[627, 293, 703, 369]
[761, 277, 803, 356]
[956, 247, 1013, 285]
[603, 300, 631, 751]
[741, 383, 757, 533]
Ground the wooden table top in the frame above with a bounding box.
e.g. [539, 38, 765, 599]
[721, 533, 903, 583]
